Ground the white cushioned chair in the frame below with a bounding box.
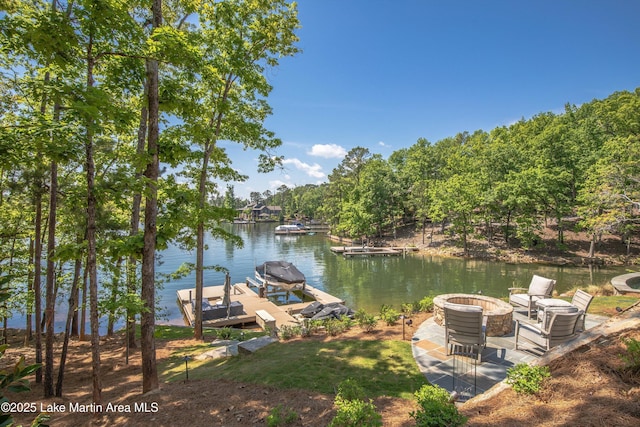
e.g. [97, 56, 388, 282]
[509, 275, 556, 319]
[515, 310, 583, 352]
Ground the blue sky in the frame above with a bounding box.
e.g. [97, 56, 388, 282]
[222, 0, 640, 200]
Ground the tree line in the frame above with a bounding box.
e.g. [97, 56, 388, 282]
[262, 89, 640, 256]
[0, 0, 299, 403]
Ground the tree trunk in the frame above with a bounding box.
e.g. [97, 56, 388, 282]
[588, 234, 596, 258]
[43, 157, 57, 397]
[504, 211, 511, 245]
[55, 253, 81, 397]
[25, 238, 34, 345]
[141, 0, 162, 393]
[80, 260, 88, 340]
[85, 35, 102, 405]
[126, 82, 149, 351]
[107, 258, 123, 337]
[33, 183, 43, 384]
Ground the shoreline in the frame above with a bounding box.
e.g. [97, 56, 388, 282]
[356, 225, 639, 267]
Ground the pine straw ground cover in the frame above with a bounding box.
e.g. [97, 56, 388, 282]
[4, 307, 640, 426]
[460, 326, 640, 427]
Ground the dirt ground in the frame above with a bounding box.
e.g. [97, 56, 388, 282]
[377, 219, 639, 266]
[3, 225, 640, 426]
[4, 306, 640, 427]
[3, 313, 431, 427]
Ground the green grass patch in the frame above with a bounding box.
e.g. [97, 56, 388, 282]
[127, 324, 266, 341]
[152, 325, 218, 340]
[549, 295, 639, 316]
[161, 339, 427, 400]
[586, 296, 639, 315]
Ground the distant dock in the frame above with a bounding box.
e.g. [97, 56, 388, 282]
[330, 246, 418, 257]
[274, 229, 310, 235]
[176, 281, 343, 331]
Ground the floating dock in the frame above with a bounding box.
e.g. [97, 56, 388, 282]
[177, 281, 344, 330]
[330, 246, 418, 257]
[274, 229, 311, 235]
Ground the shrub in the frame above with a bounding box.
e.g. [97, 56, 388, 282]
[307, 319, 324, 335]
[266, 404, 298, 426]
[1, 344, 48, 427]
[357, 313, 378, 333]
[401, 302, 416, 316]
[278, 324, 301, 340]
[329, 379, 382, 427]
[216, 326, 233, 340]
[325, 318, 347, 336]
[380, 307, 400, 326]
[418, 296, 434, 313]
[410, 384, 467, 427]
[354, 308, 369, 323]
[620, 336, 640, 374]
[330, 397, 382, 427]
[506, 363, 551, 395]
[335, 378, 365, 401]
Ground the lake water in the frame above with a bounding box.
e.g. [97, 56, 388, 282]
[156, 222, 627, 324]
[7, 222, 628, 332]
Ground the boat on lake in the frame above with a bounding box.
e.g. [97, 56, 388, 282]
[274, 223, 309, 234]
[255, 260, 307, 292]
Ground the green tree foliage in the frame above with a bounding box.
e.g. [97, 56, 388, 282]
[288, 89, 640, 255]
[0, 0, 300, 398]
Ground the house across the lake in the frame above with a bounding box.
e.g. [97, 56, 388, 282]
[237, 203, 282, 221]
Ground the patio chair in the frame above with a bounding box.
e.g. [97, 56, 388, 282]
[509, 275, 556, 319]
[571, 289, 594, 332]
[515, 310, 583, 352]
[444, 302, 487, 362]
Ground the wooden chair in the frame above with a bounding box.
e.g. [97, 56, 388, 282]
[509, 275, 556, 319]
[515, 310, 583, 352]
[444, 302, 487, 362]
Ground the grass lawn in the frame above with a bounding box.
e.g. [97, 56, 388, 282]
[160, 338, 427, 400]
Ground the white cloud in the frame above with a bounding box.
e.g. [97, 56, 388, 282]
[269, 179, 293, 190]
[378, 141, 388, 147]
[308, 143, 347, 159]
[282, 158, 326, 179]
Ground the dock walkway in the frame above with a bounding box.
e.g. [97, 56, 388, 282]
[330, 246, 418, 257]
[177, 282, 343, 330]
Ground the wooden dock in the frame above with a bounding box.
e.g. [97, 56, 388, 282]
[330, 246, 418, 257]
[274, 229, 310, 235]
[176, 282, 344, 330]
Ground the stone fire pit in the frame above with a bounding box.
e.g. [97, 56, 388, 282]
[433, 293, 513, 336]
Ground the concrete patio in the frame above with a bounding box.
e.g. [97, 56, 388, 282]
[411, 307, 609, 401]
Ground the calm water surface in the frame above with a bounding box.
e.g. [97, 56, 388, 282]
[157, 222, 628, 324]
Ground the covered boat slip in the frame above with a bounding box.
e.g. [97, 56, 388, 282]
[255, 261, 307, 291]
[176, 281, 344, 330]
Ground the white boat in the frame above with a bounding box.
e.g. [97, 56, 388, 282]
[274, 224, 308, 234]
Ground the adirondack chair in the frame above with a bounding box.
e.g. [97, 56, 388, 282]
[444, 302, 487, 362]
[509, 275, 556, 319]
[515, 310, 583, 352]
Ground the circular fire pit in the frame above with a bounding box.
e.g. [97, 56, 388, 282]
[433, 293, 513, 336]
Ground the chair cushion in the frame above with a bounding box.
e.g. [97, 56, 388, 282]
[510, 293, 531, 307]
[529, 275, 555, 296]
[444, 302, 483, 313]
